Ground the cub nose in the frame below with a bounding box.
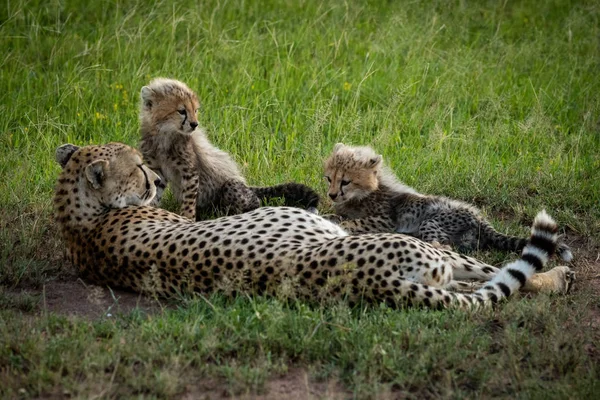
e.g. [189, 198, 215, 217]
[190, 122, 198, 130]
[329, 193, 338, 200]
[154, 177, 162, 186]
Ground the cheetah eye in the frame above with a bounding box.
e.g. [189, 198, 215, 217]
[341, 180, 351, 186]
[178, 109, 186, 115]
[324, 176, 331, 183]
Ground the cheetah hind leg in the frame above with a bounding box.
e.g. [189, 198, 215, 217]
[437, 248, 501, 281]
[441, 248, 575, 295]
[446, 280, 485, 293]
[455, 268, 576, 295]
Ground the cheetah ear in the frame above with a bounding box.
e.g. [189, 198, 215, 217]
[368, 155, 383, 168]
[85, 159, 109, 190]
[141, 86, 154, 109]
[333, 143, 345, 153]
[55, 144, 80, 169]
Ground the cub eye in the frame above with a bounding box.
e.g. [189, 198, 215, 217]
[341, 180, 351, 186]
[324, 176, 331, 183]
[178, 109, 186, 115]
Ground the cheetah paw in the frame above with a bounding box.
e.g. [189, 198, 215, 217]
[558, 266, 576, 294]
[524, 266, 575, 295]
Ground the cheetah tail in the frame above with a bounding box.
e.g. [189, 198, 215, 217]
[480, 217, 572, 262]
[251, 183, 320, 210]
[479, 221, 528, 253]
[469, 209, 558, 306]
[402, 210, 559, 310]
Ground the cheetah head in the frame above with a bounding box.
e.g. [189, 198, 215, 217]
[323, 143, 382, 204]
[55, 142, 161, 210]
[140, 78, 201, 136]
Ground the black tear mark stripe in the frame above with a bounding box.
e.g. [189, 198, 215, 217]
[138, 165, 150, 190]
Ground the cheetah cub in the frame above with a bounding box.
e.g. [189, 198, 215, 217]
[324, 143, 572, 261]
[139, 78, 319, 220]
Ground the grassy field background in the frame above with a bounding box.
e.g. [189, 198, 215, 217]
[1, 0, 599, 398]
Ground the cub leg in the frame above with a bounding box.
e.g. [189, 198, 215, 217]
[339, 216, 396, 234]
[220, 179, 260, 215]
[417, 219, 452, 245]
[165, 151, 200, 220]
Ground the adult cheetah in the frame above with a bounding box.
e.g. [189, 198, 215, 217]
[53, 142, 574, 308]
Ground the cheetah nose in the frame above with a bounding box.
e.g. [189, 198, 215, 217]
[329, 193, 338, 200]
[154, 177, 162, 186]
[190, 122, 198, 130]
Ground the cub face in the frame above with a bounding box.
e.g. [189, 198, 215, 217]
[140, 78, 201, 136]
[323, 143, 382, 204]
[56, 143, 161, 208]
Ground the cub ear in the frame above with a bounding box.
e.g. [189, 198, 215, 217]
[55, 144, 80, 168]
[368, 154, 383, 168]
[333, 143, 345, 153]
[85, 159, 109, 189]
[141, 86, 154, 109]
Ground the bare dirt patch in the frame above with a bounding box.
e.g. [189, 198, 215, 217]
[565, 232, 600, 330]
[182, 368, 350, 400]
[8, 278, 165, 318]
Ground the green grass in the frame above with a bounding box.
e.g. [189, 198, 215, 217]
[1, 0, 599, 397]
[1, 292, 599, 398]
